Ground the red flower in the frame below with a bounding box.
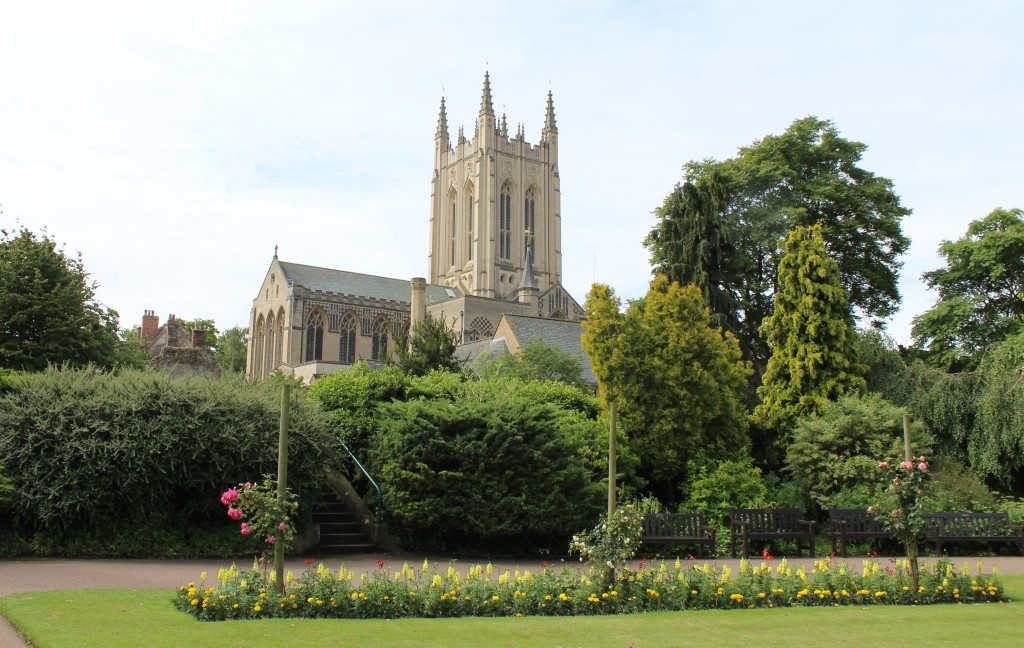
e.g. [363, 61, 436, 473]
[638, 556, 647, 570]
[540, 560, 549, 569]
[871, 549, 879, 558]
[762, 548, 773, 561]
[376, 557, 385, 569]
[304, 557, 315, 567]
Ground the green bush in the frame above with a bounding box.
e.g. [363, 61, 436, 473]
[683, 455, 771, 528]
[0, 368, 343, 555]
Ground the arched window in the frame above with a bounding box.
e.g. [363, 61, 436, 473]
[371, 318, 390, 361]
[339, 313, 357, 365]
[450, 195, 457, 267]
[275, 310, 284, 368]
[265, 312, 276, 375]
[499, 183, 512, 261]
[524, 187, 536, 263]
[466, 192, 474, 261]
[305, 310, 325, 362]
[254, 316, 265, 378]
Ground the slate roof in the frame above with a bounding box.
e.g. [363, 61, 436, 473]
[455, 337, 511, 367]
[277, 261, 460, 305]
[501, 315, 597, 386]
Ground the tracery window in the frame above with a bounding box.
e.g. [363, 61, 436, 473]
[265, 312, 276, 375]
[524, 187, 536, 263]
[305, 310, 325, 362]
[275, 311, 284, 368]
[371, 318, 390, 361]
[466, 193, 474, 261]
[254, 316, 265, 378]
[499, 183, 512, 261]
[450, 196, 457, 267]
[339, 313, 357, 365]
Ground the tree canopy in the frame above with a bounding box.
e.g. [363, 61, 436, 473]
[0, 227, 118, 371]
[911, 207, 1024, 371]
[753, 224, 865, 443]
[216, 326, 249, 374]
[475, 337, 584, 387]
[393, 313, 462, 376]
[645, 117, 910, 366]
[582, 276, 751, 494]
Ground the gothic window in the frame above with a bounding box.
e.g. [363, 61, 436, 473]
[265, 312, 276, 375]
[499, 183, 512, 261]
[469, 316, 493, 341]
[339, 313, 357, 365]
[254, 316, 265, 379]
[275, 310, 284, 368]
[372, 318, 390, 361]
[450, 196, 457, 267]
[305, 309, 325, 362]
[466, 193, 474, 261]
[524, 187, 536, 263]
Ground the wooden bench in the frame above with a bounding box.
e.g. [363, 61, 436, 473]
[926, 512, 1024, 555]
[829, 508, 895, 557]
[641, 512, 716, 556]
[730, 508, 816, 558]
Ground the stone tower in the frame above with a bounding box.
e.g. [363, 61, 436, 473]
[428, 73, 561, 300]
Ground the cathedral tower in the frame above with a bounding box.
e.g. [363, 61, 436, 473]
[428, 73, 561, 299]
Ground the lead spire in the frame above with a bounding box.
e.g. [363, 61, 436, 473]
[480, 71, 494, 116]
[543, 90, 557, 134]
[436, 96, 450, 143]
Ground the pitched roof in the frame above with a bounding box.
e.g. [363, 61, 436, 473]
[455, 336, 511, 366]
[277, 261, 460, 305]
[501, 315, 596, 385]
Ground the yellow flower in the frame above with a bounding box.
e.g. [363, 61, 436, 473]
[254, 604, 262, 613]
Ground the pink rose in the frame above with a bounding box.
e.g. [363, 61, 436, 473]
[220, 489, 239, 506]
[899, 461, 914, 471]
[878, 461, 889, 468]
[267, 536, 276, 544]
[278, 522, 286, 531]
[227, 507, 243, 521]
[918, 462, 928, 471]
[240, 522, 253, 536]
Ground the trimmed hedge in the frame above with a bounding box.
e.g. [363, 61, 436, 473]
[0, 368, 342, 556]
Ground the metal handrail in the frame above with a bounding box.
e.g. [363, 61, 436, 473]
[339, 440, 383, 525]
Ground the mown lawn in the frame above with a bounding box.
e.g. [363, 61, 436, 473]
[1, 576, 1023, 648]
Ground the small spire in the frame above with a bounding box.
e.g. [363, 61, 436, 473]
[273, 244, 278, 260]
[458, 125, 465, 144]
[544, 90, 557, 133]
[500, 113, 507, 138]
[480, 71, 494, 116]
[436, 96, 449, 142]
[518, 231, 538, 291]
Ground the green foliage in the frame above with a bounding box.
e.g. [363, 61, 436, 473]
[754, 224, 866, 442]
[0, 464, 13, 503]
[785, 394, 927, 512]
[0, 368, 342, 552]
[182, 318, 219, 348]
[871, 457, 932, 555]
[0, 227, 119, 371]
[215, 326, 248, 374]
[912, 207, 1024, 370]
[369, 396, 600, 553]
[569, 502, 645, 584]
[476, 337, 585, 387]
[113, 327, 152, 371]
[220, 476, 299, 553]
[925, 458, 995, 513]
[583, 277, 752, 492]
[972, 331, 1024, 485]
[854, 329, 912, 402]
[646, 117, 911, 367]
[684, 456, 771, 528]
[393, 313, 463, 376]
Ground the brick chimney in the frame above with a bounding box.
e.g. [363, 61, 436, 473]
[141, 310, 159, 341]
[192, 329, 207, 348]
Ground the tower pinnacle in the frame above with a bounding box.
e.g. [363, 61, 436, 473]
[436, 96, 450, 143]
[543, 90, 557, 134]
[480, 71, 494, 116]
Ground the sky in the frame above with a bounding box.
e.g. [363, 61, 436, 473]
[1, 1, 1021, 344]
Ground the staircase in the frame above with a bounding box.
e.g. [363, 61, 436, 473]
[312, 490, 377, 553]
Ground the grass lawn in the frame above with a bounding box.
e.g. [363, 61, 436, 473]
[1, 576, 1022, 648]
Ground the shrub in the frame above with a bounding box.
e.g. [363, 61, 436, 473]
[683, 455, 771, 528]
[0, 368, 342, 555]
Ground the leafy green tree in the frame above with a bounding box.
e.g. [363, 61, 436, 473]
[393, 314, 462, 377]
[684, 455, 770, 528]
[583, 277, 752, 497]
[216, 326, 248, 374]
[785, 394, 927, 511]
[113, 328, 151, 371]
[0, 464, 13, 503]
[646, 117, 911, 366]
[0, 227, 118, 371]
[476, 337, 584, 386]
[754, 224, 866, 442]
[972, 331, 1024, 486]
[911, 207, 1024, 371]
[183, 318, 219, 348]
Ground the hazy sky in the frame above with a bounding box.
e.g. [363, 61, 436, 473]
[1, 1, 1021, 343]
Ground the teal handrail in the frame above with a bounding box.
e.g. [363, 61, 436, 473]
[339, 440, 383, 525]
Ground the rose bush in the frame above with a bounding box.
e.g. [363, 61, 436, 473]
[221, 476, 298, 554]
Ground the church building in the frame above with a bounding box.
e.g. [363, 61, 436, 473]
[246, 74, 587, 383]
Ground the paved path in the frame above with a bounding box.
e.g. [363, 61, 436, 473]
[3, 553, 1023, 646]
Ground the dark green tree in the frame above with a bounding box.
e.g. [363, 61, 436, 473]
[754, 224, 866, 443]
[911, 207, 1024, 371]
[113, 328, 151, 371]
[216, 326, 249, 374]
[646, 117, 911, 367]
[0, 227, 118, 371]
[393, 313, 462, 376]
[583, 277, 752, 496]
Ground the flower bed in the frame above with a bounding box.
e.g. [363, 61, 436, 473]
[174, 556, 1006, 621]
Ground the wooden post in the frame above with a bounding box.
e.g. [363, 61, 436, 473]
[902, 412, 920, 593]
[608, 399, 617, 517]
[274, 382, 291, 595]
[903, 414, 912, 462]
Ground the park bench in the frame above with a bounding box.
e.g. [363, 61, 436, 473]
[730, 508, 816, 558]
[829, 508, 895, 557]
[641, 512, 717, 556]
[925, 512, 1024, 555]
